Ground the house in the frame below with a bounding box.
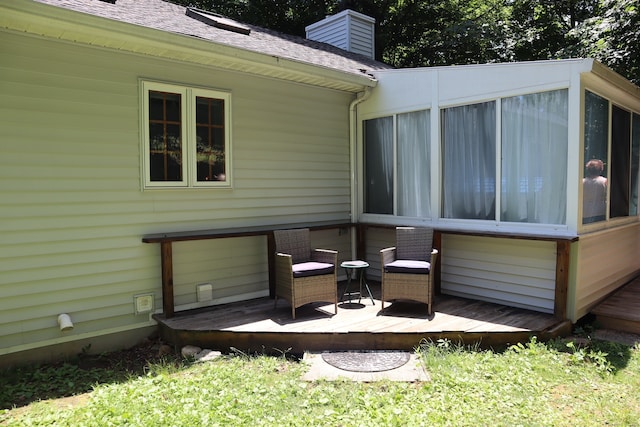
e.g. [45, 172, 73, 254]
[1, 0, 639, 367]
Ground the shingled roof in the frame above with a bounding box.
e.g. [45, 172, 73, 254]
[32, 0, 392, 85]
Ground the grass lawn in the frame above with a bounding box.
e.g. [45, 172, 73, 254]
[1, 331, 639, 426]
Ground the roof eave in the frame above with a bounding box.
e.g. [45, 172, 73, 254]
[1, 0, 377, 93]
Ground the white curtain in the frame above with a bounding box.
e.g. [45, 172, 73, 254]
[398, 110, 431, 217]
[442, 102, 496, 219]
[501, 90, 568, 224]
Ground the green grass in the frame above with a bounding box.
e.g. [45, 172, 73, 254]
[1, 336, 639, 427]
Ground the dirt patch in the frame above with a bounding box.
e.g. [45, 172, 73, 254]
[592, 329, 640, 347]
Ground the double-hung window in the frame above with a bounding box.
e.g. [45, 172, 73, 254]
[363, 109, 431, 218]
[142, 81, 231, 189]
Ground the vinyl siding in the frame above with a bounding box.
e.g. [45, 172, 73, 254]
[0, 30, 354, 355]
[570, 223, 640, 321]
[440, 235, 557, 313]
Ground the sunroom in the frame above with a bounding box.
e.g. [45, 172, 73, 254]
[355, 58, 640, 323]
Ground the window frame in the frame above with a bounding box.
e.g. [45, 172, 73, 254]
[361, 108, 432, 221]
[141, 80, 232, 189]
[582, 88, 640, 227]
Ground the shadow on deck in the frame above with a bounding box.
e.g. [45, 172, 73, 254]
[154, 282, 571, 355]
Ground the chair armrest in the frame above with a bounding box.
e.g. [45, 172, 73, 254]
[311, 248, 338, 265]
[429, 248, 439, 266]
[275, 252, 293, 267]
[380, 247, 396, 266]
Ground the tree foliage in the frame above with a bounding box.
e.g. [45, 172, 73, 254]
[170, 0, 639, 84]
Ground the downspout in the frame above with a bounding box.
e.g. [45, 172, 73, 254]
[348, 87, 372, 259]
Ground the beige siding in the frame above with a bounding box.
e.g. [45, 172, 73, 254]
[570, 223, 640, 321]
[0, 30, 354, 356]
[440, 235, 557, 313]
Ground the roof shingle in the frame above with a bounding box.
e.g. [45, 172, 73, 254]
[34, 0, 392, 78]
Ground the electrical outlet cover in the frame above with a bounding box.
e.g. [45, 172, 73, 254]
[134, 294, 154, 314]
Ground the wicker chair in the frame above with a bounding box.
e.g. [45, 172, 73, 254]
[380, 227, 439, 315]
[273, 228, 338, 319]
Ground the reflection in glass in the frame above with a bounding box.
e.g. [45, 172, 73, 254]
[148, 91, 182, 182]
[583, 91, 609, 224]
[364, 117, 393, 214]
[195, 97, 226, 182]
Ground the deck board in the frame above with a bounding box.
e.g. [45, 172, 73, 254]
[154, 282, 567, 353]
[593, 276, 640, 333]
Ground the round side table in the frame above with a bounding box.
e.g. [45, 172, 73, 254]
[340, 260, 375, 305]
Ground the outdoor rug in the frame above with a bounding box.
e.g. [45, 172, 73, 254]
[302, 351, 429, 382]
[321, 350, 410, 372]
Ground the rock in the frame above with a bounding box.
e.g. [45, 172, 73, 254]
[195, 349, 222, 362]
[181, 345, 202, 358]
[157, 344, 173, 356]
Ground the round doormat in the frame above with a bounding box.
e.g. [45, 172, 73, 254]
[321, 351, 410, 372]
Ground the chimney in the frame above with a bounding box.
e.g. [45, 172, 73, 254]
[305, 9, 375, 59]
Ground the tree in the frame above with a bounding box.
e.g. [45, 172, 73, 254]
[169, 0, 639, 84]
[562, 0, 639, 84]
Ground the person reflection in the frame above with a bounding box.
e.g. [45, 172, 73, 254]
[582, 159, 607, 224]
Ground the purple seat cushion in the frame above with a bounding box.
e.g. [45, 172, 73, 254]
[292, 262, 335, 278]
[384, 260, 430, 274]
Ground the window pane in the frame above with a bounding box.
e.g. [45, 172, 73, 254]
[148, 91, 182, 182]
[583, 91, 609, 224]
[195, 96, 226, 182]
[397, 110, 431, 217]
[442, 102, 496, 220]
[631, 114, 640, 216]
[610, 105, 631, 218]
[364, 117, 393, 214]
[501, 90, 568, 224]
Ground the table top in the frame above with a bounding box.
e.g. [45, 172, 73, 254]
[341, 260, 369, 268]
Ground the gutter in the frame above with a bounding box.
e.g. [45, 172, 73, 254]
[348, 87, 372, 258]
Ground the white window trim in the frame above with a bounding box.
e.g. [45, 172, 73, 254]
[141, 80, 232, 189]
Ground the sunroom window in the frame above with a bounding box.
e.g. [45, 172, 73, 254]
[583, 90, 640, 224]
[441, 89, 568, 224]
[501, 90, 568, 224]
[363, 109, 431, 217]
[442, 101, 496, 220]
[142, 81, 231, 189]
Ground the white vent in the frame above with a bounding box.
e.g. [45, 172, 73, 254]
[197, 283, 213, 302]
[305, 9, 375, 59]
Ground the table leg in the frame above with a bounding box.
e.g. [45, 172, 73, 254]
[341, 268, 354, 303]
[361, 269, 375, 305]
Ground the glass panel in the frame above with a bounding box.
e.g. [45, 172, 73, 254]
[631, 114, 640, 216]
[195, 96, 226, 182]
[583, 91, 609, 224]
[397, 110, 430, 217]
[610, 105, 631, 218]
[148, 91, 182, 182]
[442, 101, 496, 220]
[364, 117, 393, 214]
[501, 90, 568, 224]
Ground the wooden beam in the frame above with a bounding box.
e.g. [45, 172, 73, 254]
[433, 230, 442, 295]
[160, 241, 174, 319]
[554, 240, 570, 320]
[267, 232, 276, 298]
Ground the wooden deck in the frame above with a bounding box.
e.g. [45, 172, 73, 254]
[154, 282, 570, 355]
[592, 276, 640, 334]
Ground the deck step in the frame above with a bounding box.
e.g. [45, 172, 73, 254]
[592, 276, 640, 334]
